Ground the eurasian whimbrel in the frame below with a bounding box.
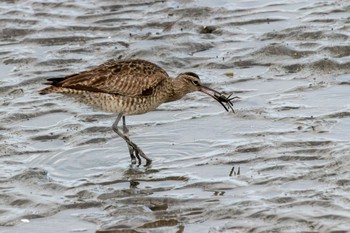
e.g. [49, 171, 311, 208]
[39, 59, 236, 166]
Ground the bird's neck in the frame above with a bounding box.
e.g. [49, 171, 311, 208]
[165, 77, 187, 103]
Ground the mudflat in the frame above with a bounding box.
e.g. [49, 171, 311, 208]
[1, 0, 350, 232]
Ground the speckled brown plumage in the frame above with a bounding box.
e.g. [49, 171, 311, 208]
[40, 60, 173, 115]
[39, 59, 235, 166]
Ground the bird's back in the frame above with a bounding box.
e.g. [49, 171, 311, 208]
[40, 59, 169, 97]
[39, 59, 173, 115]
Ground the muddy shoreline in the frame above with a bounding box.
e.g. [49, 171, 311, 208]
[1, 0, 350, 232]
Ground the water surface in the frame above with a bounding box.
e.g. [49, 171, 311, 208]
[1, 0, 350, 232]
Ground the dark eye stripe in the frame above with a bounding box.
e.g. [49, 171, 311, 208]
[184, 72, 200, 79]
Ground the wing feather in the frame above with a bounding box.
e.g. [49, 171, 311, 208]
[54, 59, 169, 96]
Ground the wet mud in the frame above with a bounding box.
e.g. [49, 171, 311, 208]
[1, 0, 350, 232]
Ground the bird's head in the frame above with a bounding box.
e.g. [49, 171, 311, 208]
[175, 72, 236, 112]
[176, 72, 202, 93]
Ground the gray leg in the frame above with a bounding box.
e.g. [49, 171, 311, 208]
[112, 113, 152, 166]
[122, 116, 140, 164]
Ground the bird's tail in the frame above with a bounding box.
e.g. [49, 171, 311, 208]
[38, 86, 61, 95]
[38, 77, 67, 95]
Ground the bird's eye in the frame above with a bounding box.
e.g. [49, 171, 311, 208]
[192, 80, 199, 86]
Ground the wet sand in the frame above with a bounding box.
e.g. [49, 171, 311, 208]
[1, 0, 350, 232]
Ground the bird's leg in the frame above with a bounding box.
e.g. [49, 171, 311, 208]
[112, 113, 152, 166]
[122, 115, 139, 164]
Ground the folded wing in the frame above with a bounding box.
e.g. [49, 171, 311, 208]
[45, 59, 169, 97]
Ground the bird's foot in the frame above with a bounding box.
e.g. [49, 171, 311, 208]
[128, 144, 152, 167]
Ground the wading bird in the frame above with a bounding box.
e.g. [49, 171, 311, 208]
[40, 59, 236, 166]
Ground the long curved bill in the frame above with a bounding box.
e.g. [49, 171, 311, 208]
[199, 85, 237, 112]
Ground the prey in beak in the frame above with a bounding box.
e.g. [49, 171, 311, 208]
[199, 85, 238, 112]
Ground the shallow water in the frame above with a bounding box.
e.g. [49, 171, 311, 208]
[1, 0, 350, 232]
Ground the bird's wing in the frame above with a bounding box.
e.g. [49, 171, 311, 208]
[54, 60, 169, 96]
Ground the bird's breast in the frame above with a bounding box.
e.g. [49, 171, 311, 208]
[69, 89, 167, 115]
